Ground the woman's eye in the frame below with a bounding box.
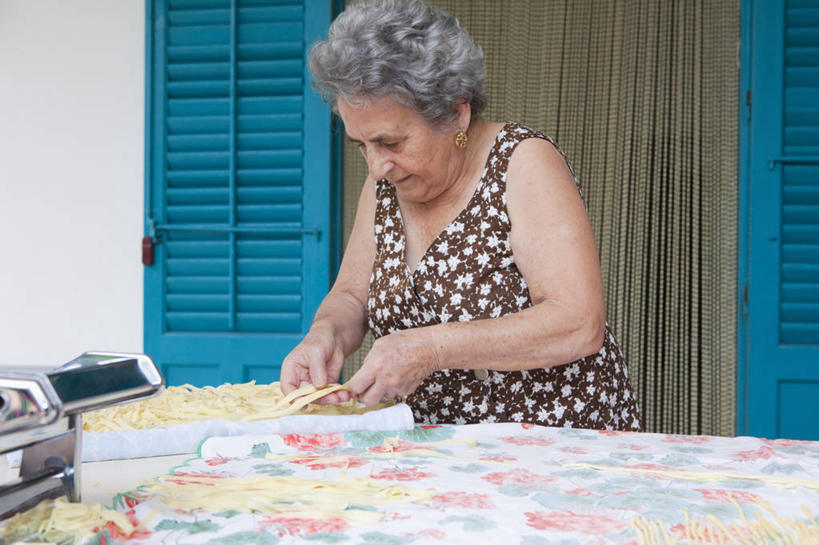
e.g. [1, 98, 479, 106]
[383, 142, 398, 150]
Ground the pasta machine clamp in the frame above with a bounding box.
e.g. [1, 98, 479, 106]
[0, 352, 164, 519]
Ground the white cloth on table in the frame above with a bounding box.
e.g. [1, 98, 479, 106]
[6, 403, 413, 464]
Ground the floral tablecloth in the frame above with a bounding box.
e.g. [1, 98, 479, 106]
[108, 423, 818, 544]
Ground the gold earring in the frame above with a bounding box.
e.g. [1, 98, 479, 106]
[454, 130, 468, 149]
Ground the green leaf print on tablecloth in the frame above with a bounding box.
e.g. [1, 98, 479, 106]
[608, 451, 654, 463]
[359, 532, 415, 544]
[761, 462, 805, 474]
[198, 531, 279, 545]
[449, 463, 489, 472]
[658, 452, 703, 466]
[251, 463, 295, 476]
[398, 426, 456, 443]
[250, 442, 273, 458]
[440, 513, 497, 531]
[344, 431, 393, 447]
[344, 425, 455, 448]
[302, 533, 349, 542]
[156, 519, 219, 533]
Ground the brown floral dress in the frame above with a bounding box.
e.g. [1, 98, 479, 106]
[367, 122, 642, 431]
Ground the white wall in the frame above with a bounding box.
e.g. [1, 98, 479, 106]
[0, 1, 145, 365]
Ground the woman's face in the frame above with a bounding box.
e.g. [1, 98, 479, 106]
[338, 97, 463, 204]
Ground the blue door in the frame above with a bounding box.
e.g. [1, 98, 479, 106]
[144, 0, 334, 386]
[744, 0, 819, 439]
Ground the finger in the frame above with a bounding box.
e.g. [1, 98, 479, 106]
[280, 359, 307, 394]
[297, 377, 314, 390]
[336, 389, 352, 403]
[306, 349, 328, 388]
[326, 345, 345, 383]
[359, 388, 386, 406]
[345, 367, 375, 400]
[355, 380, 389, 407]
[312, 390, 352, 405]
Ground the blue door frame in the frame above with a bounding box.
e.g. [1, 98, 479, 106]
[739, 0, 819, 439]
[738, 0, 755, 440]
[144, 0, 343, 386]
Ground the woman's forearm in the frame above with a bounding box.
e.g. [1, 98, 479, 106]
[309, 288, 369, 358]
[425, 301, 605, 373]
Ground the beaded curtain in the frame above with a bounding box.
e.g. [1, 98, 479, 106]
[338, 0, 739, 436]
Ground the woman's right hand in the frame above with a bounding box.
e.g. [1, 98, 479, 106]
[280, 325, 351, 404]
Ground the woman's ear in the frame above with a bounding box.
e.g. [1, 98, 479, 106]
[455, 101, 472, 131]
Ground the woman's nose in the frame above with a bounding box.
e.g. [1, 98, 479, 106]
[368, 152, 394, 181]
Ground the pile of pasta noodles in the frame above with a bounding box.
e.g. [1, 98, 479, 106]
[83, 382, 386, 432]
[631, 498, 819, 545]
[0, 497, 142, 544]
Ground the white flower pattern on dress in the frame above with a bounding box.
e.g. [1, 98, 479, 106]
[367, 123, 642, 431]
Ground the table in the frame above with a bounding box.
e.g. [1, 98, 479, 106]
[82, 454, 191, 506]
[97, 423, 818, 544]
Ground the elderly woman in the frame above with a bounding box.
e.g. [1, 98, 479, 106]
[281, 0, 641, 430]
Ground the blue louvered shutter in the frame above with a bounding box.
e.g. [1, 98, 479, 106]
[144, 0, 332, 385]
[747, 0, 819, 439]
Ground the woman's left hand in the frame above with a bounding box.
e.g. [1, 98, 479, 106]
[346, 328, 441, 405]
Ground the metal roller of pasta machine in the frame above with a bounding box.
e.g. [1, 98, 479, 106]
[0, 351, 163, 519]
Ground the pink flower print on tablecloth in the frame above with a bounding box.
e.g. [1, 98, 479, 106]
[409, 528, 447, 540]
[499, 436, 556, 447]
[433, 491, 496, 509]
[733, 445, 784, 462]
[482, 468, 555, 486]
[281, 433, 346, 451]
[260, 516, 349, 538]
[564, 487, 596, 497]
[288, 455, 368, 471]
[164, 472, 227, 486]
[559, 446, 588, 455]
[695, 488, 763, 504]
[479, 454, 518, 463]
[525, 510, 630, 534]
[662, 434, 712, 444]
[104, 510, 153, 541]
[762, 438, 815, 449]
[204, 456, 229, 466]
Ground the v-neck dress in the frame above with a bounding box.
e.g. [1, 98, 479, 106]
[367, 122, 642, 430]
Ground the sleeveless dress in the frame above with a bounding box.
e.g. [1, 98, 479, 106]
[367, 122, 642, 431]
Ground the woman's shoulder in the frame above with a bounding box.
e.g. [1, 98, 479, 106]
[486, 121, 564, 163]
[497, 125, 582, 204]
[495, 121, 554, 142]
[475, 120, 551, 162]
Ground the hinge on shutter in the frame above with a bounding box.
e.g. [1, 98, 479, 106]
[745, 90, 751, 121]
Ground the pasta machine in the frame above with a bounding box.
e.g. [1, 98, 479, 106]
[0, 352, 163, 519]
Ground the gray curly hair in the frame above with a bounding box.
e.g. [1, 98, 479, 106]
[308, 0, 487, 129]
